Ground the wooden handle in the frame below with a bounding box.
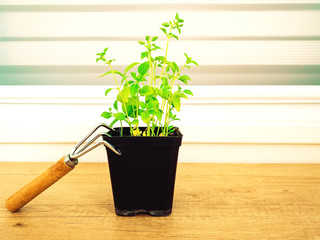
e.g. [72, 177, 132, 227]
[6, 156, 74, 212]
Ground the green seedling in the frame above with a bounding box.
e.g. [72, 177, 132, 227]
[97, 13, 198, 136]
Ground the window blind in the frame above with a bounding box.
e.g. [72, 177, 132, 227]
[0, 0, 319, 85]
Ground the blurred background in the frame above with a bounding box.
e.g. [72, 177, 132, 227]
[0, 0, 320, 163]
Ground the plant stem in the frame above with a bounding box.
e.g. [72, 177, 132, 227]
[108, 63, 133, 134]
[170, 64, 187, 86]
[157, 26, 173, 134]
[164, 98, 171, 136]
[108, 63, 120, 89]
[158, 26, 172, 88]
[148, 43, 153, 86]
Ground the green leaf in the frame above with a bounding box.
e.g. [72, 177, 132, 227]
[148, 109, 155, 116]
[96, 57, 103, 63]
[160, 28, 167, 35]
[141, 51, 149, 60]
[113, 113, 126, 121]
[140, 77, 147, 83]
[168, 125, 176, 132]
[155, 56, 166, 62]
[103, 48, 108, 53]
[117, 87, 130, 103]
[177, 78, 188, 85]
[146, 101, 155, 110]
[138, 41, 145, 45]
[160, 89, 170, 100]
[131, 72, 139, 81]
[173, 96, 181, 112]
[183, 89, 193, 96]
[140, 101, 146, 109]
[140, 85, 154, 96]
[162, 85, 171, 91]
[178, 19, 184, 23]
[167, 62, 177, 73]
[179, 75, 191, 81]
[101, 111, 112, 119]
[125, 103, 138, 118]
[175, 13, 179, 20]
[151, 36, 158, 41]
[98, 70, 122, 78]
[121, 75, 128, 84]
[113, 100, 118, 110]
[127, 96, 139, 106]
[154, 109, 163, 122]
[124, 97, 138, 118]
[124, 62, 139, 75]
[169, 33, 178, 40]
[109, 118, 118, 128]
[130, 84, 139, 97]
[151, 46, 162, 51]
[107, 59, 116, 64]
[141, 111, 150, 123]
[191, 60, 199, 66]
[146, 36, 150, 41]
[172, 62, 179, 72]
[177, 92, 188, 99]
[131, 119, 139, 126]
[146, 97, 159, 109]
[161, 77, 169, 85]
[178, 75, 191, 84]
[162, 22, 169, 27]
[138, 61, 150, 76]
[105, 88, 113, 96]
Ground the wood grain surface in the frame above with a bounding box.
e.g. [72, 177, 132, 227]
[1, 163, 320, 240]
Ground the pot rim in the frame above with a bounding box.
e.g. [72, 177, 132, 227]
[104, 126, 183, 138]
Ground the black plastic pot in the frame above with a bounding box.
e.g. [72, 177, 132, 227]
[103, 127, 182, 216]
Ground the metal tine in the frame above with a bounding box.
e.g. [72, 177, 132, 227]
[71, 123, 116, 156]
[75, 133, 103, 156]
[70, 140, 121, 159]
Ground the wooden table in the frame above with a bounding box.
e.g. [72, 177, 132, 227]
[1, 162, 320, 239]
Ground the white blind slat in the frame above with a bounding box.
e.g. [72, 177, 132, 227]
[0, 2, 319, 85]
[1, 11, 319, 38]
[1, 41, 319, 65]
